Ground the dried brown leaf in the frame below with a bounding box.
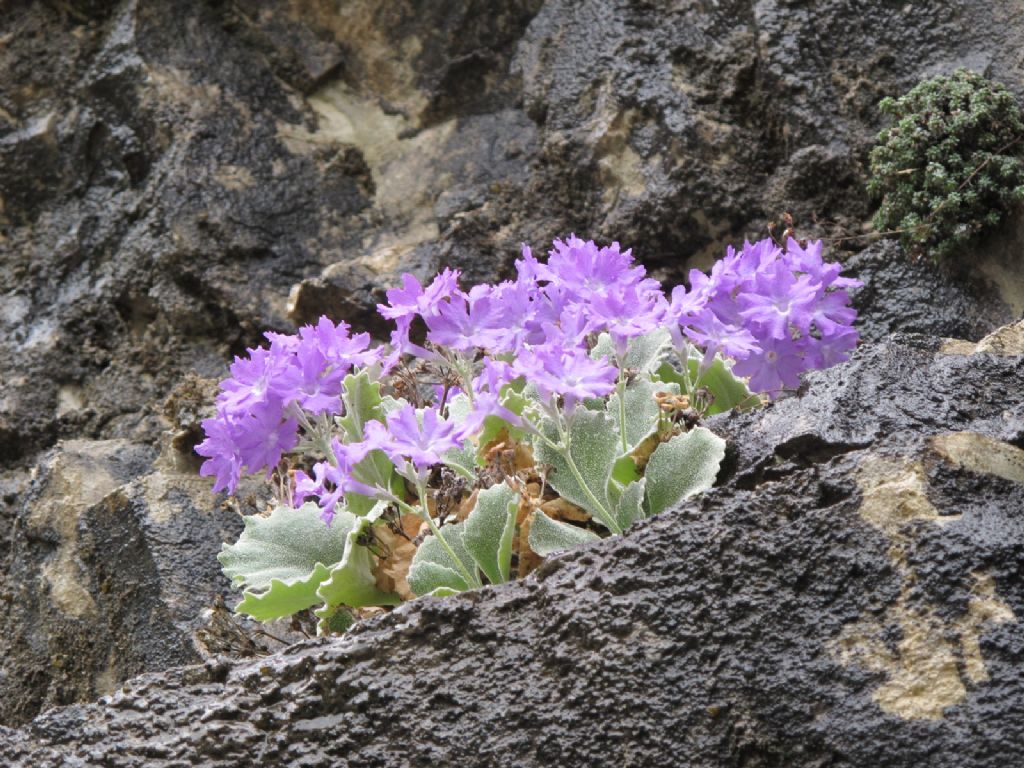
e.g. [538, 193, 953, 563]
[540, 496, 590, 522]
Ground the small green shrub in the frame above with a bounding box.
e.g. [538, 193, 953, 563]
[868, 69, 1024, 260]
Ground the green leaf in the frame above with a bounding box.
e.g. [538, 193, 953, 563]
[611, 454, 641, 487]
[607, 378, 672, 452]
[408, 562, 467, 597]
[533, 409, 620, 532]
[317, 609, 356, 635]
[338, 368, 384, 441]
[315, 516, 401, 617]
[380, 395, 406, 416]
[591, 329, 672, 373]
[462, 482, 519, 584]
[689, 355, 760, 415]
[408, 523, 478, 597]
[234, 562, 333, 622]
[219, 503, 351, 622]
[591, 333, 614, 362]
[644, 426, 726, 516]
[613, 478, 647, 530]
[337, 369, 396, 515]
[473, 385, 528, 464]
[442, 394, 479, 478]
[528, 511, 601, 557]
[654, 360, 688, 390]
[655, 354, 760, 416]
[347, 449, 396, 517]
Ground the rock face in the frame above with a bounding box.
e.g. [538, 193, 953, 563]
[1, 328, 1022, 766]
[0, 438, 258, 726]
[3, 0, 1024, 748]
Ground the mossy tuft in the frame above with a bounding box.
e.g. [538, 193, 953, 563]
[868, 69, 1024, 261]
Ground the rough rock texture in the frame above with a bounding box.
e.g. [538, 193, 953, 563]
[0, 437, 262, 726]
[1, 328, 1022, 766]
[847, 209, 1024, 343]
[844, 239, 1017, 343]
[3, 0, 1024, 736]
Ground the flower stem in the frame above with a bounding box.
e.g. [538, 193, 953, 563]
[412, 481, 479, 588]
[553, 417, 622, 535]
[616, 367, 629, 454]
[675, 347, 694, 397]
[447, 352, 476, 406]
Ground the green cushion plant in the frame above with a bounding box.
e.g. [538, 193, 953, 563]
[868, 69, 1024, 261]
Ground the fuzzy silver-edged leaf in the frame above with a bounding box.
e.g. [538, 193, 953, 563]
[462, 482, 519, 584]
[528, 511, 601, 557]
[644, 426, 726, 516]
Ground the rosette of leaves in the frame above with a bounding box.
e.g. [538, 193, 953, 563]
[409, 329, 732, 594]
[868, 69, 1024, 261]
[523, 329, 729, 557]
[223, 330, 736, 610]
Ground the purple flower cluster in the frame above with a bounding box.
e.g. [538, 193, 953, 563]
[195, 318, 380, 495]
[667, 238, 861, 395]
[197, 234, 861, 524]
[377, 236, 668, 413]
[291, 404, 467, 524]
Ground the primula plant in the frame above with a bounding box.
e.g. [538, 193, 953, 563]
[197, 236, 860, 633]
[869, 69, 1024, 260]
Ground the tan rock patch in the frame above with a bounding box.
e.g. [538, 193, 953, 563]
[831, 452, 1016, 720]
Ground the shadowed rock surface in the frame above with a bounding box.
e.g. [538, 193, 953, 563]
[1, 328, 1021, 766]
[3, 0, 1024, 741]
[0, 437, 259, 726]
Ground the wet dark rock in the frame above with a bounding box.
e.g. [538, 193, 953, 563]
[4, 0, 1023, 476]
[847, 238, 1020, 343]
[0, 439, 256, 726]
[1, 328, 1022, 766]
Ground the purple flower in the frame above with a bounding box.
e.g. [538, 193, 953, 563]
[737, 266, 818, 339]
[293, 439, 382, 525]
[540, 236, 656, 299]
[515, 244, 542, 283]
[668, 282, 708, 322]
[369, 404, 463, 471]
[267, 317, 382, 415]
[803, 325, 859, 369]
[293, 463, 344, 525]
[514, 346, 618, 412]
[731, 335, 806, 396]
[217, 346, 293, 416]
[275, 344, 343, 415]
[684, 310, 758, 362]
[431, 383, 463, 405]
[459, 359, 524, 437]
[197, 398, 299, 494]
[425, 285, 507, 352]
[487, 278, 550, 352]
[544, 306, 591, 351]
[666, 237, 861, 398]
[783, 238, 862, 291]
[807, 288, 858, 336]
[233, 399, 299, 477]
[378, 270, 464, 361]
[263, 331, 301, 354]
[196, 417, 244, 494]
[376, 269, 460, 323]
[388, 316, 439, 362]
[587, 282, 668, 357]
[298, 316, 380, 370]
